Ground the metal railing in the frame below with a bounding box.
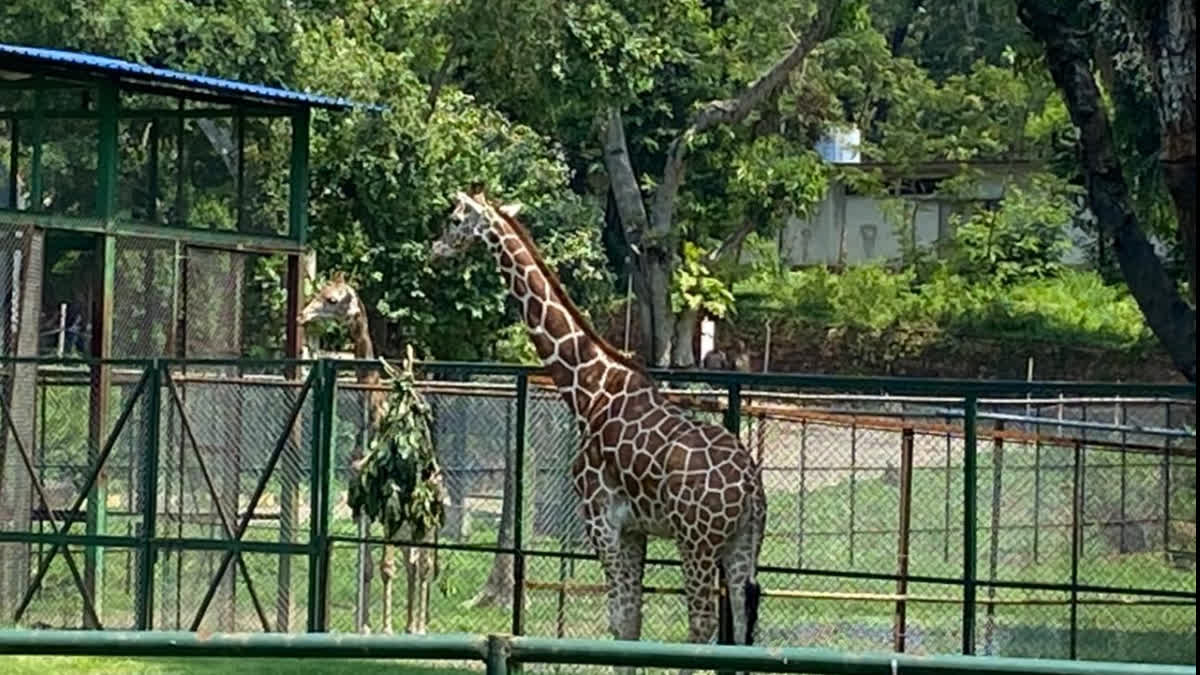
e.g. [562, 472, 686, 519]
[0, 629, 1195, 675]
[0, 356, 1194, 668]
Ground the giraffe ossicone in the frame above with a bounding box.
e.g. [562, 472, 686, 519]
[432, 190, 767, 667]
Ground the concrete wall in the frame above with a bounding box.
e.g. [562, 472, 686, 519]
[766, 166, 1091, 268]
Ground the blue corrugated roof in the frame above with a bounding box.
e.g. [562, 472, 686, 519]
[0, 42, 382, 111]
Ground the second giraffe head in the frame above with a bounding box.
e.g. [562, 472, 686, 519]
[430, 191, 523, 261]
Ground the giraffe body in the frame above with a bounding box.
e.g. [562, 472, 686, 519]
[433, 192, 766, 668]
[299, 274, 440, 635]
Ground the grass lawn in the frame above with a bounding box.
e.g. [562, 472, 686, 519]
[1, 655, 480, 674]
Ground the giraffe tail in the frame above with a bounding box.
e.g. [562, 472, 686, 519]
[744, 578, 762, 645]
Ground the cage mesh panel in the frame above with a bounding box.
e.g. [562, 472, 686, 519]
[3, 370, 146, 628]
[184, 247, 241, 359]
[112, 236, 176, 359]
[240, 117, 290, 237]
[153, 366, 312, 632]
[527, 389, 583, 550]
[1075, 598, 1196, 664]
[974, 588, 1070, 659]
[0, 226, 22, 357]
[14, 118, 96, 217]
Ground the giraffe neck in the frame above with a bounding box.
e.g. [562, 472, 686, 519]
[481, 215, 649, 423]
[347, 293, 379, 386]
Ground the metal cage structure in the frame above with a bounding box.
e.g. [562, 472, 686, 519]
[0, 43, 374, 628]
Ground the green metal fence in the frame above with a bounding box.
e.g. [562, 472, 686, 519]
[0, 629, 1196, 675]
[0, 357, 1194, 670]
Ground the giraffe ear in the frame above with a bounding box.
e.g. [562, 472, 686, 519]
[332, 271, 345, 283]
[499, 203, 523, 218]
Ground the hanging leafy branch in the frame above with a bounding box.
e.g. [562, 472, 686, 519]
[348, 346, 445, 542]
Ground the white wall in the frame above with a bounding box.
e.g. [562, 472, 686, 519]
[773, 169, 1091, 268]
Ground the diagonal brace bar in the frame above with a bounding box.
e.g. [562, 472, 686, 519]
[189, 368, 315, 631]
[11, 366, 150, 625]
[0, 392, 101, 627]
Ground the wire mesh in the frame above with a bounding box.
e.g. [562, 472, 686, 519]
[113, 236, 177, 359]
[181, 246, 289, 361]
[153, 363, 312, 632]
[2, 364, 148, 629]
[0, 359, 1193, 666]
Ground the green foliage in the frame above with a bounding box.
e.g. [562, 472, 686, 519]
[728, 138, 830, 220]
[949, 174, 1081, 284]
[670, 242, 736, 319]
[733, 236, 1153, 349]
[348, 353, 444, 542]
[3, 0, 1178, 367]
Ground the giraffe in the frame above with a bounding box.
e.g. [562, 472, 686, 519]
[431, 191, 767, 670]
[299, 273, 438, 635]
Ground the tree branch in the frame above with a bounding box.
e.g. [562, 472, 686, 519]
[602, 108, 652, 250]
[1018, 0, 1195, 381]
[708, 220, 757, 263]
[425, 38, 459, 123]
[649, 2, 840, 239]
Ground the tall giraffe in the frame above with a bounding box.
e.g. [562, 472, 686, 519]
[299, 273, 437, 635]
[431, 191, 767, 666]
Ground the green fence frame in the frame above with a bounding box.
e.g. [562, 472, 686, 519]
[0, 630, 1195, 675]
[0, 356, 1194, 663]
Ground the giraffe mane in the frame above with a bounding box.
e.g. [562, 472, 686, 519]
[488, 198, 651, 378]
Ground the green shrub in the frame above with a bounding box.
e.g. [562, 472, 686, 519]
[733, 260, 1153, 350]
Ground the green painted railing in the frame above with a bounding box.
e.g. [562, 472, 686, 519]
[0, 630, 1194, 675]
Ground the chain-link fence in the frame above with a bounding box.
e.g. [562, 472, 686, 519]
[0, 358, 1194, 672]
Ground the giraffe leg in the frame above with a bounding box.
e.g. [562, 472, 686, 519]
[584, 518, 647, 675]
[720, 493, 767, 675]
[677, 550, 720, 675]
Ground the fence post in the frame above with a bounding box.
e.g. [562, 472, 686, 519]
[943, 417, 951, 564]
[962, 395, 978, 655]
[1162, 402, 1171, 564]
[893, 427, 914, 652]
[1070, 440, 1083, 659]
[797, 419, 806, 568]
[847, 421, 858, 568]
[320, 359, 337, 631]
[307, 360, 333, 632]
[1032, 433, 1042, 565]
[985, 419, 1004, 655]
[511, 372, 528, 640]
[136, 360, 162, 630]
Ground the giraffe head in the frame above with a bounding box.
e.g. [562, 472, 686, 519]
[430, 191, 523, 261]
[298, 271, 362, 326]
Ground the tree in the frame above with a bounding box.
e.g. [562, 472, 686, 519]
[1016, 0, 1196, 382]
[603, 3, 847, 366]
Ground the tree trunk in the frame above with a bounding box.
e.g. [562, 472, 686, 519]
[601, 6, 839, 367]
[467, 397, 517, 609]
[1018, 0, 1196, 382]
[671, 309, 700, 368]
[1147, 0, 1197, 307]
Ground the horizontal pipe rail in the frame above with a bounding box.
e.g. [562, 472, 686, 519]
[0, 630, 1193, 675]
[4, 356, 1194, 397]
[507, 635, 1197, 675]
